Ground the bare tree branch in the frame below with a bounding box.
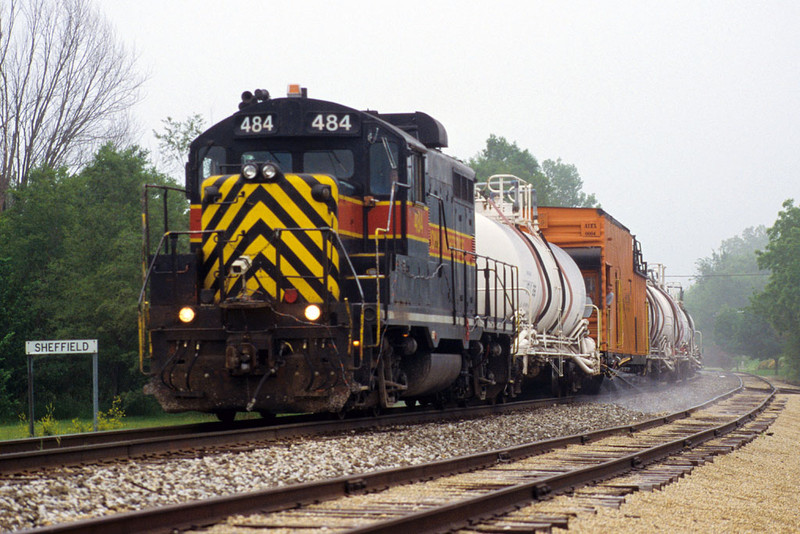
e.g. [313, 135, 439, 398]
[0, 0, 144, 209]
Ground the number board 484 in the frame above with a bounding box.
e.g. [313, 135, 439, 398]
[236, 114, 276, 136]
[306, 113, 360, 135]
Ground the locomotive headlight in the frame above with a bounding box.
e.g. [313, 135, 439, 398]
[178, 306, 196, 323]
[304, 304, 322, 322]
[242, 163, 258, 180]
[261, 162, 280, 180]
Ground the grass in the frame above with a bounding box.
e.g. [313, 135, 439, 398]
[0, 411, 224, 441]
[735, 357, 798, 383]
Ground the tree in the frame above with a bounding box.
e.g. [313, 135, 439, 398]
[713, 306, 781, 366]
[0, 0, 144, 210]
[541, 158, 598, 207]
[683, 226, 779, 367]
[469, 135, 549, 200]
[0, 145, 185, 420]
[153, 114, 206, 178]
[753, 199, 800, 378]
[468, 135, 598, 207]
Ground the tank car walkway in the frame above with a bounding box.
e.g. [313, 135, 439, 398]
[564, 391, 800, 533]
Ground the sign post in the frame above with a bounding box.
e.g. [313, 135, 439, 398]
[25, 339, 99, 436]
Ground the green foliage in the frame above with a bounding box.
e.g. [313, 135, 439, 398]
[684, 226, 777, 366]
[0, 334, 18, 420]
[154, 114, 206, 177]
[0, 144, 185, 422]
[70, 418, 93, 434]
[713, 306, 781, 362]
[15, 412, 27, 437]
[38, 403, 59, 437]
[117, 388, 162, 417]
[469, 135, 547, 194]
[541, 158, 598, 207]
[753, 199, 800, 378]
[468, 135, 598, 207]
[97, 396, 126, 431]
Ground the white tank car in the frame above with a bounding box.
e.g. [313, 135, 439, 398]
[646, 273, 699, 374]
[474, 178, 600, 379]
[474, 212, 579, 333]
[646, 282, 677, 359]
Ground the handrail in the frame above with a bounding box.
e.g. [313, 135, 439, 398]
[141, 184, 187, 258]
[138, 229, 221, 308]
[373, 182, 411, 346]
[467, 250, 518, 334]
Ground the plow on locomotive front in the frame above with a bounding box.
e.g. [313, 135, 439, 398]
[138, 86, 517, 419]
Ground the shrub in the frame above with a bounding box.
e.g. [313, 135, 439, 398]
[70, 418, 93, 433]
[38, 403, 60, 437]
[97, 396, 125, 431]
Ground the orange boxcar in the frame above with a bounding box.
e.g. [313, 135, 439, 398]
[538, 207, 649, 359]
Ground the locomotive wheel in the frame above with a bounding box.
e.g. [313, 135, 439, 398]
[214, 410, 236, 424]
[259, 411, 277, 423]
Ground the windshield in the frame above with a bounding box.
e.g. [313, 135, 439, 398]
[303, 150, 354, 179]
[236, 148, 360, 194]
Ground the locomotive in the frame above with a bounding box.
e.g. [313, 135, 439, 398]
[138, 86, 700, 420]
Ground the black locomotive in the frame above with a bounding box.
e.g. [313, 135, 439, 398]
[139, 86, 518, 420]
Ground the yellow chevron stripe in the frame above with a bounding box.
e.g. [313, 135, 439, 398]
[200, 174, 340, 303]
[234, 198, 338, 279]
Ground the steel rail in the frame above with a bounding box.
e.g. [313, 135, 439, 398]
[1, 365, 693, 457]
[0, 396, 575, 474]
[15, 374, 750, 534]
[350, 374, 775, 533]
[0, 417, 290, 455]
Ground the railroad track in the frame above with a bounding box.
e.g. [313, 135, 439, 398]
[15, 373, 774, 534]
[0, 396, 574, 475]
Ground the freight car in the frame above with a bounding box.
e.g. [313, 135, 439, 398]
[138, 87, 698, 420]
[474, 176, 602, 396]
[645, 264, 702, 378]
[537, 207, 701, 379]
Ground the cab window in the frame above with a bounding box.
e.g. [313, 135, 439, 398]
[303, 150, 354, 179]
[409, 153, 424, 203]
[201, 146, 226, 179]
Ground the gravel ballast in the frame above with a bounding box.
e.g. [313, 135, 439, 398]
[562, 393, 800, 533]
[0, 372, 740, 531]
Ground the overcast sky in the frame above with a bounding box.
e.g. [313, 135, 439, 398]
[102, 0, 800, 280]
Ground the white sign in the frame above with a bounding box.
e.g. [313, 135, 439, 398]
[26, 339, 98, 355]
